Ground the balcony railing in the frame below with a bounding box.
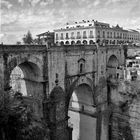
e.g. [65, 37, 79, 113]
[71, 36, 75, 39]
[60, 37, 64, 40]
[89, 35, 94, 38]
[76, 36, 81, 39]
[83, 36, 87, 39]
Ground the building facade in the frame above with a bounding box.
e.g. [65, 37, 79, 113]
[54, 20, 140, 45]
[36, 31, 54, 46]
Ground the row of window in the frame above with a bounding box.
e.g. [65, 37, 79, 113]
[56, 30, 140, 40]
[56, 31, 94, 40]
[97, 31, 139, 40]
[56, 39, 131, 45]
[56, 40, 95, 45]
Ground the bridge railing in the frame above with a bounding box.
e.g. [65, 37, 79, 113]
[0, 44, 47, 52]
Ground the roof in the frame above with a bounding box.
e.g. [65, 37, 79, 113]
[127, 29, 139, 33]
[36, 31, 54, 37]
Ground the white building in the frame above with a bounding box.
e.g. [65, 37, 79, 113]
[54, 20, 140, 45]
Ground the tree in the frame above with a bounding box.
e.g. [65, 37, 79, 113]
[22, 31, 33, 45]
[0, 89, 49, 140]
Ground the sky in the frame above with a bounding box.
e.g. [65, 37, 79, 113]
[0, 0, 140, 44]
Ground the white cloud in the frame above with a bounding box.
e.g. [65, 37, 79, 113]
[1, 0, 12, 9]
[29, 0, 41, 6]
[2, 12, 18, 25]
[18, 0, 23, 3]
[93, 0, 101, 6]
[0, 33, 4, 39]
[18, 0, 25, 6]
[40, 0, 54, 6]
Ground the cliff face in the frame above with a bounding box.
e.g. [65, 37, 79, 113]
[108, 78, 140, 140]
[129, 95, 140, 140]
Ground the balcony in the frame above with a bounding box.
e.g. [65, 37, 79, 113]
[71, 36, 75, 39]
[76, 36, 81, 39]
[60, 37, 64, 40]
[89, 35, 94, 38]
[83, 36, 87, 39]
[65, 37, 69, 40]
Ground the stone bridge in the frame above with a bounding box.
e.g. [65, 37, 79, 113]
[0, 44, 125, 140]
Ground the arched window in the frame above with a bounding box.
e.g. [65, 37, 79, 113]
[77, 32, 81, 39]
[71, 41, 75, 45]
[78, 58, 85, 74]
[83, 31, 87, 39]
[76, 40, 81, 45]
[89, 40, 94, 45]
[60, 33, 63, 40]
[83, 40, 87, 45]
[71, 32, 74, 39]
[80, 63, 83, 73]
[65, 41, 69, 45]
[89, 31, 93, 38]
[66, 33, 69, 39]
[56, 33, 58, 40]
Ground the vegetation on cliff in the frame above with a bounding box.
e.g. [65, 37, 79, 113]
[0, 89, 48, 140]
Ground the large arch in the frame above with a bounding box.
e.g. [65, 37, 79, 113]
[67, 76, 97, 140]
[67, 76, 94, 105]
[8, 60, 44, 117]
[107, 55, 119, 78]
[10, 61, 42, 95]
[68, 83, 97, 140]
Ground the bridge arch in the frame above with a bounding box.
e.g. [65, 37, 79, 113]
[9, 60, 43, 96]
[67, 76, 97, 140]
[107, 55, 119, 67]
[5, 60, 44, 117]
[67, 76, 94, 104]
[107, 55, 119, 77]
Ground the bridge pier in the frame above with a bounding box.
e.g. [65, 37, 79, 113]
[43, 83, 72, 140]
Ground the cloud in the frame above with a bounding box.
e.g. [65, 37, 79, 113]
[0, 33, 18, 44]
[1, 0, 140, 44]
[29, 0, 41, 6]
[40, 0, 54, 6]
[2, 11, 18, 25]
[130, 0, 140, 17]
[1, 0, 12, 9]
[18, 0, 25, 6]
[93, 0, 101, 6]
[0, 33, 4, 40]
[0, 34, 4, 43]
